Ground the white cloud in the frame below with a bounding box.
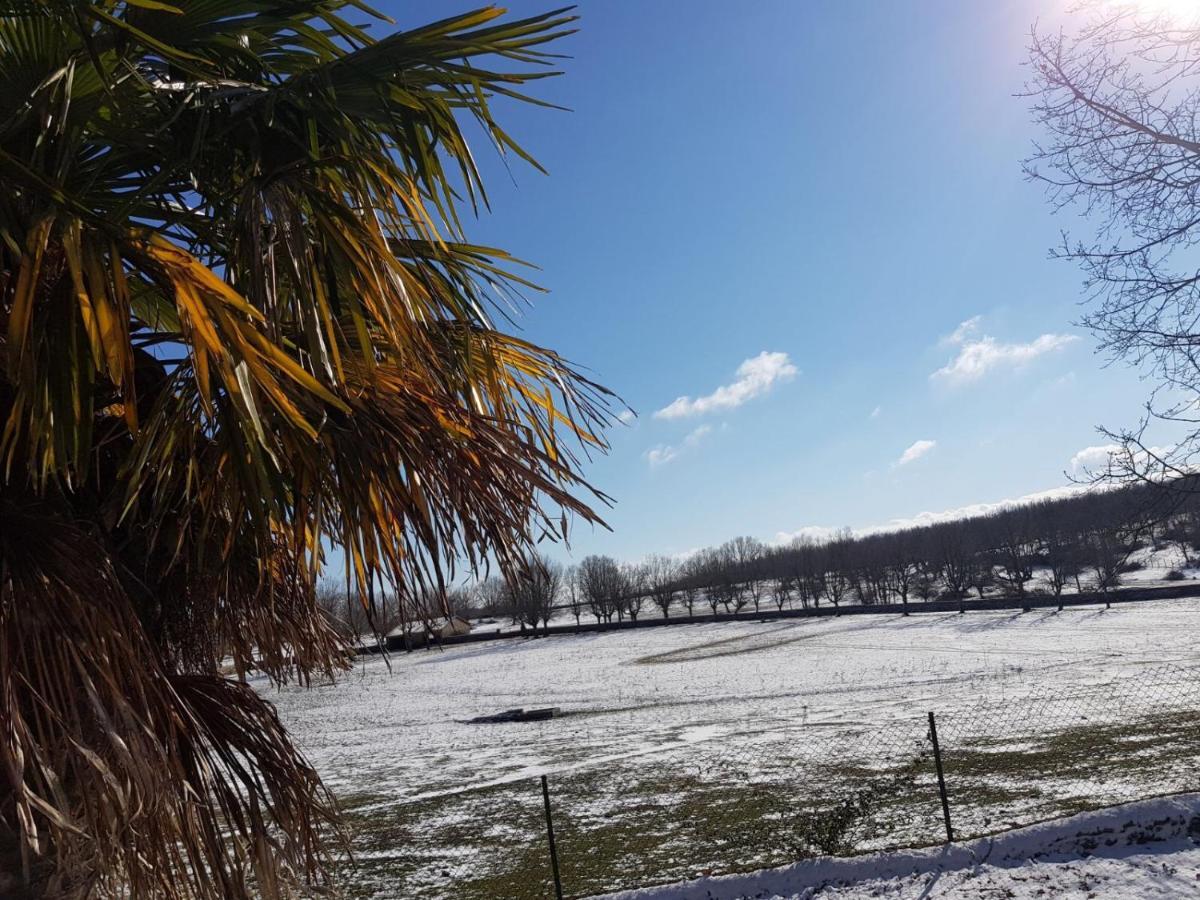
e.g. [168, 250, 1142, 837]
[1070, 444, 1122, 472]
[654, 351, 797, 419]
[645, 446, 678, 467]
[931, 317, 1078, 385]
[772, 524, 845, 544]
[870, 405, 882, 419]
[941, 315, 982, 346]
[644, 424, 712, 468]
[1070, 442, 1174, 474]
[617, 409, 636, 425]
[895, 439, 936, 467]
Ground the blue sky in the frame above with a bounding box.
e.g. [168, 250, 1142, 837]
[382, 1, 1160, 562]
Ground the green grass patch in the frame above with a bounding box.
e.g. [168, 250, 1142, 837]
[321, 710, 1200, 898]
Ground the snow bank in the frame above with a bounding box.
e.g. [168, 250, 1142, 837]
[593, 793, 1200, 899]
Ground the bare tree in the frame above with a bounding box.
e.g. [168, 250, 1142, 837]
[496, 574, 526, 633]
[728, 536, 767, 613]
[988, 507, 1040, 598]
[1029, 497, 1082, 603]
[621, 562, 647, 622]
[679, 554, 704, 617]
[1162, 512, 1200, 566]
[316, 579, 400, 641]
[644, 555, 679, 620]
[1027, 9, 1200, 485]
[477, 576, 510, 618]
[717, 539, 751, 615]
[696, 545, 738, 614]
[564, 564, 585, 628]
[883, 529, 921, 614]
[787, 536, 824, 609]
[821, 531, 855, 611]
[930, 522, 972, 600]
[506, 554, 563, 636]
[447, 585, 477, 620]
[579, 554, 623, 624]
[851, 536, 890, 605]
[694, 548, 723, 615]
[1051, 542, 1085, 598]
[913, 568, 939, 603]
[1085, 527, 1137, 599]
[316, 580, 359, 641]
[966, 557, 997, 602]
[772, 575, 793, 610]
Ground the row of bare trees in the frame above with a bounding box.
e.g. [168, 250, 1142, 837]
[582, 481, 1175, 623]
[318, 555, 562, 642]
[677, 484, 1171, 618]
[323, 479, 1190, 638]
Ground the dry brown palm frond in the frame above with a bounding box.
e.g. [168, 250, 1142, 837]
[0, 2, 616, 895]
[0, 503, 339, 898]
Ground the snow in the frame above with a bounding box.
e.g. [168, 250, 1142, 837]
[267, 596, 1200, 800]
[262, 594, 1200, 899]
[596, 793, 1200, 899]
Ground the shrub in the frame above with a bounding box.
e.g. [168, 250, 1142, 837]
[1165, 569, 1188, 581]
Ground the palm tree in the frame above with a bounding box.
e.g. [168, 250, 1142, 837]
[0, 3, 613, 897]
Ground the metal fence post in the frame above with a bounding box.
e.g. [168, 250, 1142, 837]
[928, 711, 954, 843]
[540, 775, 564, 900]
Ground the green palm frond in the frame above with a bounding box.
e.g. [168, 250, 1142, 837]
[0, 2, 613, 896]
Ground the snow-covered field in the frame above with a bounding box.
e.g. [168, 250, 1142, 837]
[266, 596, 1200, 899]
[602, 794, 1200, 899]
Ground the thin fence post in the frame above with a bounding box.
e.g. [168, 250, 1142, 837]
[540, 775, 564, 900]
[928, 711, 954, 843]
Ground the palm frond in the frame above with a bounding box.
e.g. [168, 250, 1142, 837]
[0, 504, 340, 898]
[0, 1, 612, 896]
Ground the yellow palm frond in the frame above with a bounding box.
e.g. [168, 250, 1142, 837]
[0, 2, 615, 895]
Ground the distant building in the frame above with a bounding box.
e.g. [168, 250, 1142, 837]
[381, 615, 473, 651]
[432, 616, 472, 639]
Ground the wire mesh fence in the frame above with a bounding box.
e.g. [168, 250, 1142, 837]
[331, 665, 1200, 900]
[936, 664, 1200, 841]
[544, 720, 943, 898]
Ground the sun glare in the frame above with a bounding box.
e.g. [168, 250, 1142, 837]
[1126, 0, 1200, 22]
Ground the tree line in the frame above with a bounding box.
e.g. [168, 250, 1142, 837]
[320, 478, 1200, 641]
[459, 478, 1199, 633]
